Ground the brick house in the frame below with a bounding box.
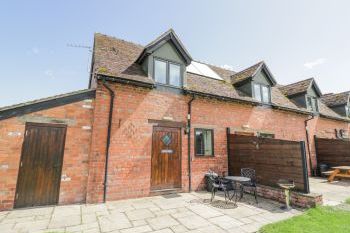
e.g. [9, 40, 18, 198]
[0, 29, 349, 210]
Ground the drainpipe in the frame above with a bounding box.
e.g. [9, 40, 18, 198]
[187, 95, 195, 192]
[304, 115, 315, 176]
[102, 80, 115, 203]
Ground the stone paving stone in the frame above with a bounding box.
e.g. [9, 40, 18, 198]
[132, 219, 147, 227]
[132, 200, 158, 210]
[83, 228, 102, 233]
[98, 212, 131, 232]
[7, 207, 53, 219]
[125, 209, 155, 221]
[66, 222, 100, 232]
[147, 215, 179, 230]
[153, 208, 178, 216]
[151, 229, 174, 233]
[1, 215, 35, 224]
[187, 204, 223, 219]
[208, 215, 244, 229]
[82, 213, 98, 223]
[119, 225, 153, 233]
[0, 222, 15, 232]
[52, 205, 81, 217]
[190, 224, 227, 233]
[106, 200, 134, 212]
[82, 204, 108, 214]
[239, 222, 265, 233]
[176, 214, 211, 230]
[14, 219, 49, 232]
[49, 214, 81, 228]
[170, 224, 188, 233]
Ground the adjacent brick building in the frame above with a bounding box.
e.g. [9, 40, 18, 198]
[0, 29, 348, 210]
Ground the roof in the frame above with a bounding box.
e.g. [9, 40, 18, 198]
[230, 61, 277, 86]
[0, 89, 95, 121]
[279, 78, 322, 97]
[321, 92, 350, 107]
[92, 31, 349, 122]
[136, 29, 192, 65]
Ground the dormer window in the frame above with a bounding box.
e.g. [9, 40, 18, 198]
[307, 95, 319, 112]
[154, 58, 182, 87]
[346, 105, 350, 117]
[253, 83, 271, 103]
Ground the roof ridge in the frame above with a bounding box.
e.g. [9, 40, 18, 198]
[94, 32, 144, 48]
[282, 77, 314, 87]
[0, 89, 95, 112]
[231, 61, 264, 77]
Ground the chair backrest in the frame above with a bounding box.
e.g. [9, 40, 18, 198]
[241, 168, 256, 183]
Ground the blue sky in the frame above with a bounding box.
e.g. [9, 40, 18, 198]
[1, 0, 349, 107]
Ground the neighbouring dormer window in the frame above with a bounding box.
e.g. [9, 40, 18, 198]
[306, 95, 319, 112]
[154, 58, 182, 87]
[253, 83, 271, 103]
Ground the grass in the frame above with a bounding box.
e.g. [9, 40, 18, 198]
[260, 206, 350, 233]
[345, 198, 350, 205]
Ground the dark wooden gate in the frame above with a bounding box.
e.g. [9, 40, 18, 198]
[227, 134, 309, 193]
[315, 137, 350, 167]
[151, 126, 181, 190]
[15, 122, 67, 208]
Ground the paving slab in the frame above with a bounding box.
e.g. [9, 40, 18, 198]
[0, 192, 304, 233]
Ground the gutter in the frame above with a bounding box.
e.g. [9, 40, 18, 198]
[97, 74, 155, 89]
[102, 79, 115, 203]
[304, 115, 315, 176]
[187, 95, 195, 192]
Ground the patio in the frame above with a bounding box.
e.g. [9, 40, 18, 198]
[0, 192, 301, 233]
[309, 177, 350, 206]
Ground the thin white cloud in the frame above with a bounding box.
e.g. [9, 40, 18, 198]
[220, 64, 235, 71]
[44, 69, 55, 79]
[304, 58, 326, 69]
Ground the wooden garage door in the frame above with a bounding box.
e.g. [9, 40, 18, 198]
[151, 126, 181, 190]
[14, 122, 67, 208]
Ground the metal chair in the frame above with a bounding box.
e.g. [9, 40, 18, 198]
[206, 173, 234, 203]
[240, 168, 258, 203]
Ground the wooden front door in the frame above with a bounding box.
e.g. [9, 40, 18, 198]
[14, 122, 67, 208]
[151, 126, 181, 190]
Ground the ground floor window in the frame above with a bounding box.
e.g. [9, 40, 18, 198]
[195, 128, 214, 156]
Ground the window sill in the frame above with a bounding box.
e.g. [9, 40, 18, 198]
[155, 83, 183, 90]
[194, 154, 215, 158]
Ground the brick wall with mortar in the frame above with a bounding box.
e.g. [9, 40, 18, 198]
[86, 81, 311, 203]
[0, 99, 94, 210]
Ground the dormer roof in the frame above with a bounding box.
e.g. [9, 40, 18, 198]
[279, 78, 322, 97]
[321, 91, 350, 107]
[136, 29, 192, 65]
[231, 61, 277, 86]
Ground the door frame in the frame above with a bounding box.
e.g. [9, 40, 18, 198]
[14, 122, 67, 208]
[150, 125, 182, 191]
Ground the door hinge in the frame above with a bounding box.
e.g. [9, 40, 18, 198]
[25, 130, 28, 137]
[20, 161, 23, 167]
[16, 193, 19, 199]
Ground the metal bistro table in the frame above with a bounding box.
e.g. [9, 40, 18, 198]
[224, 176, 251, 204]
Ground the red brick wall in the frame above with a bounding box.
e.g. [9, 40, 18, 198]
[0, 98, 94, 210]
[307, 116, 350, 171]
[86, 81, 310, 202]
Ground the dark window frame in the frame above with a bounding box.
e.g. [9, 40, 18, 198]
[345, 104, 350, 118]
[306, 95, 319, 112]
[194, 128, 214, 157]
[153, 57, 183, 87]
[252, 82, 271, 104]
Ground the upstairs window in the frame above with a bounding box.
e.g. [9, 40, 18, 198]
[307, 96, 319, 112]
[154, 58, 182, 87]
[253, 83, 270, 103]
[195, 129, 214, 156]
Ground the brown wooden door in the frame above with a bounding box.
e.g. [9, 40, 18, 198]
[151, 126, 181, 190]
[14, 122, 67, 208]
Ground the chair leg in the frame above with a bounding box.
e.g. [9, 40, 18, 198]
[254, 188, 258, 204]
[211, 188, 216, 202]
[239, 185, 244, 200]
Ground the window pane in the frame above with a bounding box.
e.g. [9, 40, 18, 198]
[261, 86, 270, 103]
[154, 60, 167, 84]
[169, 63, 181, 86]
[312, 98, 318, 112]
[307, 97, 313, 111]
[253, 84, 262, 102]
[195, 129, 213, 156]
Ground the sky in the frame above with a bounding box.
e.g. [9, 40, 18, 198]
[1, 0, 349, 107]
